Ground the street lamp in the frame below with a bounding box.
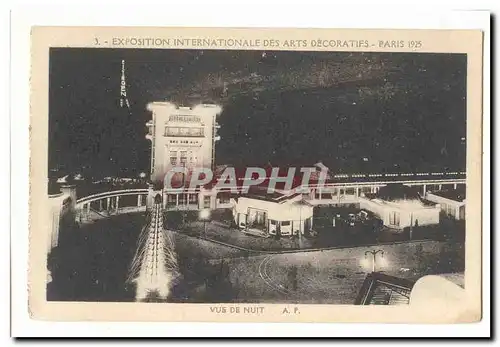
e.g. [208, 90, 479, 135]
[409, 212, 413, 241]
[298, 204, 303, 249]
[199, 208, 211, 236]
[362, 249, 386, 273]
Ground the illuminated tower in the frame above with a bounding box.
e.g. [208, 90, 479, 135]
[120, 59, 131, 111]
[145, 102, 222, 183]
[127, 194, 178, 301]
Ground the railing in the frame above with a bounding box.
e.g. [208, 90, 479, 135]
[333, 171, 465, 179]
[354, 272, 415, 305]
[76, 188, 149, 206]
[71, 175, 466, 222]
[76, 188, 148, 204]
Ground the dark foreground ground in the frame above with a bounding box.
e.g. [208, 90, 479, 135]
[47, 212, 465, 303]
[47, 213, 243, 302]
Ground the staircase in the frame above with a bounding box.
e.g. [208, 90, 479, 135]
[355, 272, 414, 305]
[370, 285, 410, 305]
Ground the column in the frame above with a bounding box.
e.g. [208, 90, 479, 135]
[319, 188, 322, 200]
[137, 194, 142, 207]
[99, 199, 103, 211]
[176, 194, 179, 207]
[106, 197, 111, 210]
[355, 187, 359, 197]
[453, 183, 457, 190]
[337, 187, 341, 202]
[116, 196, 120, 211]
[423, 184, 427, 196]
[198, 193, 204, 210]
[438, 184, 442, 190]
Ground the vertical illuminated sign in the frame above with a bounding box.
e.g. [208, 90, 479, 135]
[120, 59, 127, 108]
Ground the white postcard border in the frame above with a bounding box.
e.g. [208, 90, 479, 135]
[10, 4, 491, 338]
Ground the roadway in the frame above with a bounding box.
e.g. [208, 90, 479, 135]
[226, 240, 464, 304]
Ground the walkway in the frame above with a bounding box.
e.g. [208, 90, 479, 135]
[226, 240, 464, 304]
[176, 220, 314, 252]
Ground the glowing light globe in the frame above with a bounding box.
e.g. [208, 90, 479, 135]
[199, 209, 211, 221]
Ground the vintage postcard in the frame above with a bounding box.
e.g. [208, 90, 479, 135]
[28, 27, 483, 323]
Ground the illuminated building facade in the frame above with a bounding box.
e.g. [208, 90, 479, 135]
[426, 190, 466, 220]
[48, 184, 76, 253]
[146, 102, 222, 183]
[359, 196, 440, 229]
[232, 189, 314, 236]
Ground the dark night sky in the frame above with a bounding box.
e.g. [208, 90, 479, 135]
[48, 48, 466, 178]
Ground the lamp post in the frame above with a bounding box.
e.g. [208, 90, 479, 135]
[363, 249, 385, 273]
[409, 212, 413, 241]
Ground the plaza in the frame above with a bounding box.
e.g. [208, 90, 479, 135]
[47, 212, 465, 304]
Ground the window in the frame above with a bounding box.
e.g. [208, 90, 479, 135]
[204, 196, 211, 208]
[180, 151, 187, 166]
[446, 204, 455, 217]
[218, 194, 230, 204]
[459, 206, 465, 220]
[270, 220, 276, 225]
[165, 127, 179, 136]
[170, 157, 177, 165]
[190, 127, 204, 137]
[166, 194, 176, 206]
[281, 221, 291, 226]
[165, 126, 204, 137]
[178, 194, 187, 205]
[389, 211, 400, 226]
[188, 194, 198, 204]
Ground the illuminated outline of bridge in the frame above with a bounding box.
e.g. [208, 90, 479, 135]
[74, 171, 466, 222]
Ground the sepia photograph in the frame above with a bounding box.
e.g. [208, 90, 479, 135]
[46, 48, 467, 305]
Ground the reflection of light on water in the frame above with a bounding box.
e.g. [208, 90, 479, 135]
[127, 198, 178, 302]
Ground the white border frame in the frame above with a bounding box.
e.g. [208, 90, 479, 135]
[9, 3, 490, 338]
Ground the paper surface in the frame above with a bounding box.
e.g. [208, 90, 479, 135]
[28, 26, 483, 323]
